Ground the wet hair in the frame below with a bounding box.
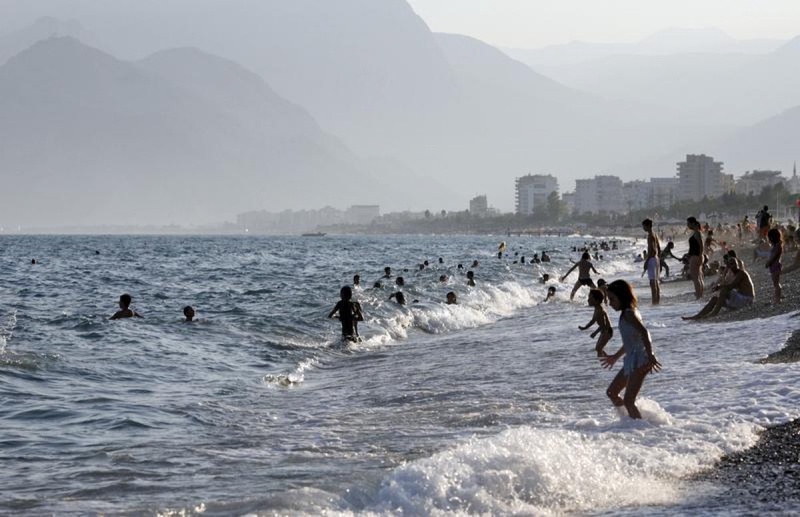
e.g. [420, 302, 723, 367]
[340, 286, 353, 300]
[588, 289, 604, 303]
[607, 280, 637, 310]
[542, 273, 550, 282]
[183, 306, 195, 318]
[581, 252, 591, 260]
[768, 228, 782, 244]
[119, 293, 132, 307]
[395, 276, 405, 286]
[466, 270, 474, 278]
[548, 286, 556, 293]
[446, 291, 457, 303]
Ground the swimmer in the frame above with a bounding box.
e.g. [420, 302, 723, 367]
[446, 291, 457, 305]
[389, 291, 406, 305]
[383, 266, 392, 279]
[328, 286, 364, 342]
[543, 286, 556, 302]
[183, 305, 196, 322]
[395, 276, 405, 287]
[439, 274, 448, 283]
[539, 273, 550, 284]
[353, 274, 360, 287]
[466, 270, 476, 287]
[110, 293, 143, 320]
[31, 258, 36, 264]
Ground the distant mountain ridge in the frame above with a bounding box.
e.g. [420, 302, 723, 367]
[0, 37, 390, 226]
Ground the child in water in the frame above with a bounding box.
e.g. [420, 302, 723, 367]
[110, 293, 143, 320]
[601, 280, 661, 419]
[183, 306, 196, 322]
[579, 289, 612, 356]
[328, 286, 364, 342]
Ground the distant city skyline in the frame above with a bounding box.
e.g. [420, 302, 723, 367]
[406, 0, 800, 49]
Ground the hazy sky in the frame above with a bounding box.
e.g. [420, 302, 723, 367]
[406, 0, 800, 48]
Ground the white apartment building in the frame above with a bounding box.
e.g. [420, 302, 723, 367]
[649, 178, 679, 208]
[735, 170, 785, 195]
[677, 154, 730, 201]
[469, 195, 488, 216]
[574, 175, 625, 215]
[515, 174, 559, 215]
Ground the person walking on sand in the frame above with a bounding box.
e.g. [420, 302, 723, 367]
[686, 217, 705, 299]
[642, 219, 661, 305]
[561, 252, 599, 300]
[765, 228, 783, 305]
[601, 280, 661, 419]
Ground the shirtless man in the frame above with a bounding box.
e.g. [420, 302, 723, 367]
[682, 257, 754, 320]
[642, 219, 661, 305]
[560, 252, 600, 301]
[110, 293, 143, 320]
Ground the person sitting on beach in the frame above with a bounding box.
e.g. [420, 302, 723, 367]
[601, 280, 661, 419]
[682, 257, 754, 320]
[579, 289, 613, 357]
[543, 286, 556, 303]
[560, 252, 599, 301]
[328, 286, 364, 342]
[466, 270, 476, 287]
[110, 293, 143, 320]
[183, 306, 196, 322]
[446, 291, 457, 305]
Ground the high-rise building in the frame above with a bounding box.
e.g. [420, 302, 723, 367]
[676, 154, 728, 201]
[469, 195, 488, 216]
[574, 175, 624, 215]
[515, 174, 558, 215]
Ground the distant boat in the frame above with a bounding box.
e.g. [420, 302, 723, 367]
[301, 232, 327, 237]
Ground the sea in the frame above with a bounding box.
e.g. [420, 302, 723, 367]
[0, 234, 798, 515]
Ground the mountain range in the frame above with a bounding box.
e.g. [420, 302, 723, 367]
[0, 3, 799, 227]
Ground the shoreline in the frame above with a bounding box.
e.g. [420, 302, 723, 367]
[692, 419, 800, 509]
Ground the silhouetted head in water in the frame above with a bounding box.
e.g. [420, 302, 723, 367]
[395, 276, 405, 286]
[183, 305, 195, 321]
[446, 291, 457, 305]
[353, 274, 360, 286]
[439, 275, 448, 283]
[31, 258, 36, 264]
[457, 264, 463, 270]
[383, 266, 392, 278]
[373, 281, 382, 289]
[390, 291, 406, 305]
[438, 257, 444, 264]
[472, 260, 479, 268]
[424, 260, 429, 267]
